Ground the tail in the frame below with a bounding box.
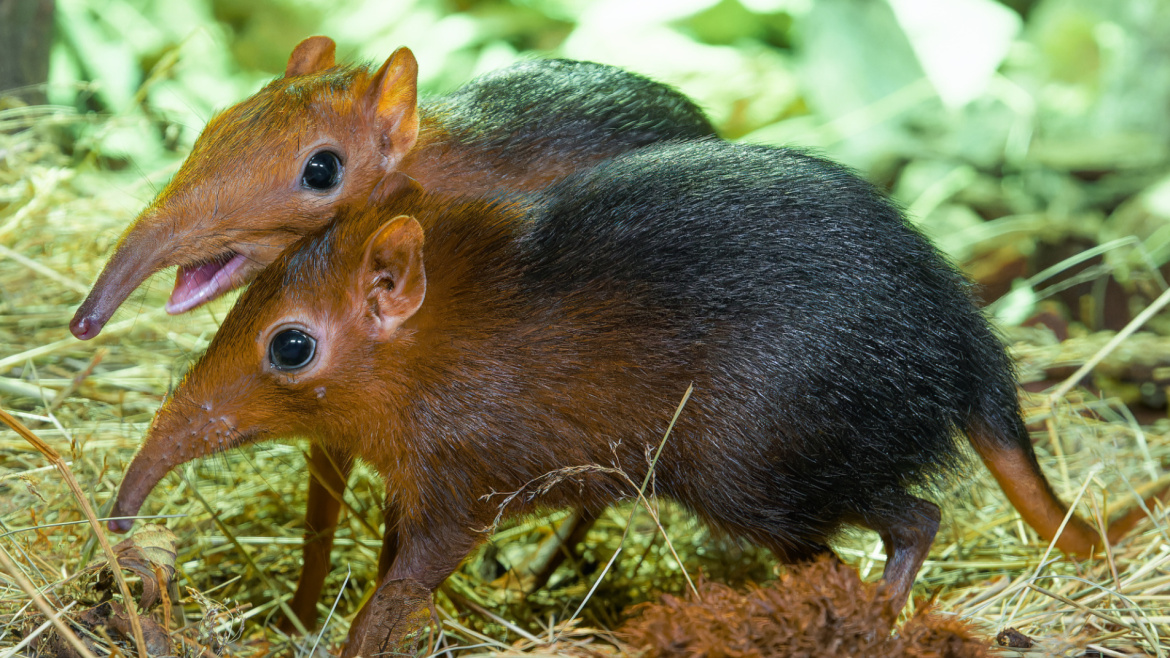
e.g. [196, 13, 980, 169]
[970, 415, 1159, 556]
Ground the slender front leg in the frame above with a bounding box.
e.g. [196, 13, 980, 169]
[378, 494, 401, 581]
[343, 523, 483, 658]
[279, 443, 354, 633]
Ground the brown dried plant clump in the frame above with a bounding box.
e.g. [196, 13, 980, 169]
[619, 555, 989, 658]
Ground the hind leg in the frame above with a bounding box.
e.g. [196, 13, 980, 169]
[526, 507, 595, 593]
[855, 494, 940, 612]
[686, 475, 839, 569]
[763, 538, 837, 565]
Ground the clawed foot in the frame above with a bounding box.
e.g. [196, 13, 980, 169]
[341, 578, 432, 658]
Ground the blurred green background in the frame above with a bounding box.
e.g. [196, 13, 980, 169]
[7, 0, 1170, 334]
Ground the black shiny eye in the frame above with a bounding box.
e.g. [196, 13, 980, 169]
[269, 329, 317, 370]
[302, 151, 341, 191]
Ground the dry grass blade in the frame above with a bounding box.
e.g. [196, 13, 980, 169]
[0, 547, 96, 658]
[0, 407, 149, 657]
[0, 601, 77, 658]
[308, 565, 352, 657]
[1026, 583, 1162, 652]
[176, 470, 310, 636]
[1003, 469, 1097, 626]
[568, 384, 697, 625]
[443, 587, 542, 644]
[0, 308, 168, 373]
[302, 448, 379, 538]
[0, 243, 89, 294]
[1048, 284, 1170, 403]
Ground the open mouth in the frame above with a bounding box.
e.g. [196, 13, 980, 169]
[166, 251, 250, 314]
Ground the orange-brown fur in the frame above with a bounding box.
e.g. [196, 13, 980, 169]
[84, 37, 717, 633]
[113, 192, 679, 580]
[70, 36, 714, 338]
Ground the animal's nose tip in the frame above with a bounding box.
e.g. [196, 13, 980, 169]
[70, 315, 94, 340]
[108, 517, 134, 534]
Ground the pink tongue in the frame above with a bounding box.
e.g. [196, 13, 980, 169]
[167, 253, 244, 314]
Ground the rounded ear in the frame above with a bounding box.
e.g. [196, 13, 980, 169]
[368, 171, 426, 204]
[363, 47, 420, 168]
[360, 215, 426, 339]
[285, 36, 336, 77]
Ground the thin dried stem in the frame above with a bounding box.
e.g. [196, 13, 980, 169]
[0, 407, 149, 657]
[0, 549, 95, 658]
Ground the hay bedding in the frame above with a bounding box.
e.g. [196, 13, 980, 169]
[0, 120, 1169, 657]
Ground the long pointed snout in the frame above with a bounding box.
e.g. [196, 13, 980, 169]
[71, 212, 174, 340]
[109, 439, 181, 532]
[110, 399, 262, 533]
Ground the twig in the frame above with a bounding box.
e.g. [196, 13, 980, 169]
[569, 384, 696, 622]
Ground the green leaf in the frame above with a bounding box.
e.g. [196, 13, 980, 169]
[887, 0, 1022, 109]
